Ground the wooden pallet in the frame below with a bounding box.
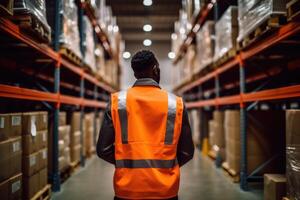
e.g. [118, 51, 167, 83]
[222, 162, 240, 183]
[12, 14, 51, 44]
[213, 48, 237, 68]
[69, 160, 80, 174]
[237, 14, 286, 50]
[282, 198, 290, 200]
[59, 47, 82, 66]
[287, 0, 300, 21]
[31, 184, 51, 200]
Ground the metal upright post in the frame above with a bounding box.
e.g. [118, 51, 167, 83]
[51, 0, 62, 192]
[78, 6, 85, 58]
[80, 76, 85, 167]
[93, 85, 98, 146]
[239, 56, 248, 190]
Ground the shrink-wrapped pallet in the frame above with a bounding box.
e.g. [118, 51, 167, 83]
[83, 16, 96, 72]
[214, 6, 238, 61]
[286, 110, 300, 200]
[13, 0, 51, 42]
[196, 21, 215, 73]
[237, 0, 286, 42]
[61, 0, 81, 58]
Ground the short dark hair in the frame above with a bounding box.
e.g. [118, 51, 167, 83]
[131, 50, 158, 72]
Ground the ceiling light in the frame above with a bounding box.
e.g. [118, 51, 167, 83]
[113, 25, 119, 33]
[123, 51, 131, 59]
[171, 33, 177, 40]
[143, 24, 152, 32]
[143, 0, 152, 6]
[143, 39, 152, 46]
[168, 52, 175, 59]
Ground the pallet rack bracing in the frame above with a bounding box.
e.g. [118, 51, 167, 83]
[0, 0, 118, 192]
[173, 1, 300, 190]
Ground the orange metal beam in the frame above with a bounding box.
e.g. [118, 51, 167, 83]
[186, 84, 300, 109]
[177, 22, 300, 94]
[0, 84, 107, 108]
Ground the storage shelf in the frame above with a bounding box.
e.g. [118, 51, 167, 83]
[176, 22, 300, 96]
[0, 18, 115, 93]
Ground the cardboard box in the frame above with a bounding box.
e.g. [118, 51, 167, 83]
[59, 156, 67, 172]
[23, 172, 39, 200]
[0, 114, 10, 142]
[71, 112, 81, 132]
[70, 131, 81, 148]
[0, 137, 22, 182]
[0, 173, 22, 200]
[22, 134, 39, 155]
[22, 152, 40, 177]
[59, 125, 70, 143]
[38, 130, 47, 150]
[22, 112, 40, 135]
[38, 112, 48, 130]
[39, 168, 47, 191]
[59, 112, 67, 126]
[71, 144, 81, 163]
[39, 148, 48, 170]
[10, 113, 22, 138]
[264, 174, 286, 200]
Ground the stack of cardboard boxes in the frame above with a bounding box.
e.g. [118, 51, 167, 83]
[70, 112, 81, 164]
[0, 113, 22, 199]
[224, 110, 285, 175]
[84, 113, 95, 156]
[22, 112, 48, 199]
[208, 111, 225, 159]
[58, 124, 71, 172]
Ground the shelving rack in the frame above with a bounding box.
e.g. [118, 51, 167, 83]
[0, 0, 116, 192]
[173, 1, 300, 190]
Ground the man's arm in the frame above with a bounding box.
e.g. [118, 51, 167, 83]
[177, 105, 194, 167]
[96, 101, 115, 165]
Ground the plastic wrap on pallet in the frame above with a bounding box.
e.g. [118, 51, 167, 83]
[237, 0, 286, 42]
[13, 0, 51, 41]
[196, 20, 215, 73]
[214, 6, 238, 61]
[60, 0, 82, 58]
[286, 110, 300, 200]
[83, 16, 96, 72]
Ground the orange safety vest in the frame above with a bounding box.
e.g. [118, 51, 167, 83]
[111, 86, 184, 199]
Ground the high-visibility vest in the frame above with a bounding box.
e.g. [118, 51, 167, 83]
[111, 86, 184, 199]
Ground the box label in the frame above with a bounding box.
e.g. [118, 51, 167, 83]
[11, 180, 21, 193]
[42, 150, 47, 159]
[11, 116, 21, 126]
[30, 155, 36, 167]
[31, 116, 37, 136]
[12, 141, 21, 152]
[0, 117, 4, 128]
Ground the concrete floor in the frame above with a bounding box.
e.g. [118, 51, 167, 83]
[52, 150, 263, 200]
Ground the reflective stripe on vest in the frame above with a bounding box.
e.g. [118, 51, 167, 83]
[117, 91, 178, 145]
[118, 91, 128, 144]
[115, 159, 178, 168]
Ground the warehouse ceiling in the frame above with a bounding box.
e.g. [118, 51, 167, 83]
[106, 0, 182, 44]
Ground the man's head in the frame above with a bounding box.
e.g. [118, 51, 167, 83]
[131, 50, 160, 83]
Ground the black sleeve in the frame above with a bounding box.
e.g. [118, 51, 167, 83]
[96, 100, 116, 165]
[177, 105, 194, 167]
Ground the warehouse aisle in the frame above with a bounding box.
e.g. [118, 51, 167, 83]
[52, 150, 263, 200]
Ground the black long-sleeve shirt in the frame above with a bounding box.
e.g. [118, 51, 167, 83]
[96, 79, 194, 167]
